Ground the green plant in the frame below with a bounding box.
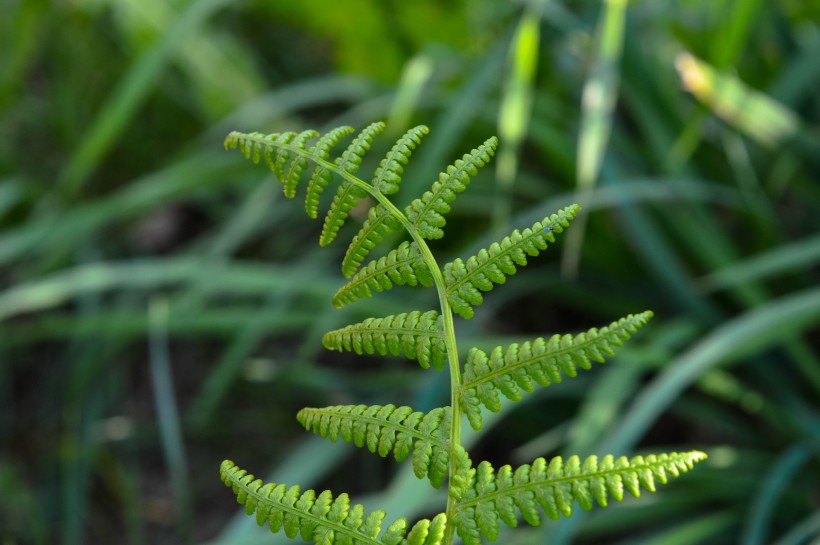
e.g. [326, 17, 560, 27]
[219, 121, 706, 545]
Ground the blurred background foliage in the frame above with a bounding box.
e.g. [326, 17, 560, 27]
[1, 0, 819, 544]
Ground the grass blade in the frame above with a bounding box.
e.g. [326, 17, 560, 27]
[0, 258, 337, 322]
[0, 152, 242, 267]
[769, 511, 820, 545]
[709, 0, 764, 69]
[562, 0, 628, 277]
[547, 298, 820, 545]
[148, 298, 192, 543]
[632, 512, 736, 545]
[387, 54, 434, 134]
[405, 38, 506, 199]
[493, 8, 541, 234]
[602, 285, 820, 453]
[57, 0, 232, 198]
[699, 232, 820, 294]
[741, 442, 820, 545]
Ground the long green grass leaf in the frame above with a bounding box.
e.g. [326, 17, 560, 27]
[741, 442, 820, 545]
[601, 286, 820, 454]
[493, 9, 540, 233]
[0, 153, 241, 267]
[57, 0, 232, 198]
[561, 0, 628, 277]
[148, 298, 192, 541]
[0, 259, 338, 322]
[769, 511, 820, 545]
[699, 233, 820, 293]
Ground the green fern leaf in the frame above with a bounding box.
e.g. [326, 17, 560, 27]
[320, 122, 387, 246]
[221, 460, 447, 545]
[223, 129, 244, 152]
[333, 241, 432, 308]
[296, 405, 451, 488]
[342, 204, 402, 278]
[322, 311, 447, 370]
[304, 126, 356, 219]
[453, 452, 707, 545]
[225, 123, 706, 545]
[283, 129, 320, 198]
[338, 125, 429, 277]
[226, 130, 297, 180]
[461, 312, 653, 430]
[270, 132, 299, 181]
[443, 206, 580, 320]
[447, 445, 475, 502]
[373, 125, 429, 195]
[402, 514, 446, 545]
[225, 126, 357, 219]
[405, 137, 498, 240]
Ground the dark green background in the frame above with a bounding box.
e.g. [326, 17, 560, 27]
[1, 1, 819, 544]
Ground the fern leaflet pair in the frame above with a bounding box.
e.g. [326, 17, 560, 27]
[221, 122, 706, 545]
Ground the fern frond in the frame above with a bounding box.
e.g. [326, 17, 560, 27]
[322, 311, 447, 370]
[452, 452, 707, 545]
[296, 405, 451, 487]
[284, 130, 320, 198]
[338, 126, 430, 277]
[320, 122, 387, 246]
[265, 132, 298, 180]
[405, 137, 498, 240]
[341, 204, 402, 278]
[304, 126, 356, 219]
[461, 312, 653, 430]
[221, 460, 447, 545]
[225, 127, 357, 216]
[226, 130, 297, 179]
[333, 242, 432, 308]
[373, 125, 429, 195]
[443, 206, 580, 319]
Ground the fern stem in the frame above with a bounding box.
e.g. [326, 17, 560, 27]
[440, 304, 462, 545]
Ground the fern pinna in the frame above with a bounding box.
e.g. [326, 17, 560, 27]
[221, 122, 706, 545]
